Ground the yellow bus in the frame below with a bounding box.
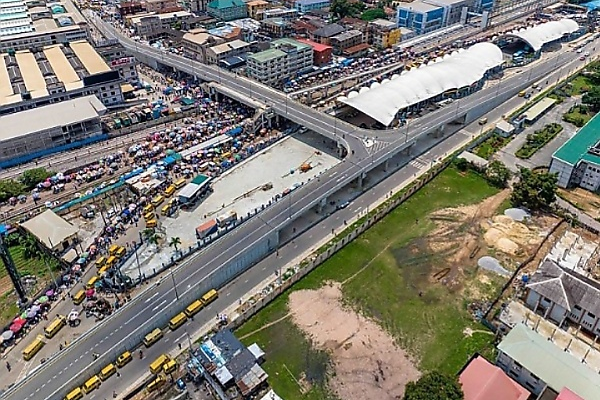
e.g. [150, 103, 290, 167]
[143, 328, 163, 347]
[151, 195, 164, 207]
[116, 351, 133, 368]
[149, 354, 170, 374]
[146, 219, 157, 229]
[86, 276, 99, 289]
[106, 255, 117, 267]
[164, 185, 176, 197]
[168, 312, 187, 331]
[161, 204, 171, 216]
[64, 387, 83, 400]
[143, 204, 154, 214]
[184, 299, 203, 317]
[99, 363, 117, 381]
[115, 246, 126, 258]
[109, 244, 120, 255]
[22, 335, 45, 360]
[163, 359, 177, 374]
[201, 289, 218, 305]
[144, 212, 155, 221]
[98, 265, 110, 275]
[44, 315, 66, 339]
[73, 289, 86, 305]
[95, 256, 106, 268]
[147, 375, 166, 392]
[82, 375, 101, 393]
[174, 178, 186, 189]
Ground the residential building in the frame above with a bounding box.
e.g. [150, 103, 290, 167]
[368, 18, 401, 48]
[396, 1, 444, 35]
[247, 0, 269, 20]
[189, 0, 209, 13]
[258, 7, 298, 21]
[0, 40, 123, 116]
[0, 96, 107, 167]
[294, 0, 330, 13]
[117, 1, 145, 17]
[339, 16, 368, 35]
[310, 22, 345, 44]
[143, 0, 180, 13]
[247, 38, 312, 85]
[296, 38, 332, 66]
[525, 259, 600, 336]
[496, 323, 600, 399]
[261, 18, 292, 38]
[426, 0, 474, 25]
[182, 28, 224, 62]
[458, 355, 529, 400]
[330, 29, 364, 54]
[128, 11, 197, 38]
[550, 113, 600, 190]
[0, 0, 88, 52]
[206, 39, 250, 64]
[207, 0, 248, 22]
[96, 41, 139, 87]
[208, 25, 242, 41]
[226, 18, 261, 42]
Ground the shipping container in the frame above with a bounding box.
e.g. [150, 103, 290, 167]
[196, 219, 218, 239]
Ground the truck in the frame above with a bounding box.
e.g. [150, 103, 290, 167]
[216, 210, 237, 227]
[196, 219, 218, 239]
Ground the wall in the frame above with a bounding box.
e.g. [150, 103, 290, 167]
[496, 351, 546, 395]
[548, 158, 573, 188]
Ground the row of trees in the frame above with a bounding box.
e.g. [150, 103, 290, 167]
[330, 0, 387, 21]
[0, 167, 54, 203]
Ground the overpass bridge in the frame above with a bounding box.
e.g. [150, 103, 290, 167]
[0, 13, 588, 400]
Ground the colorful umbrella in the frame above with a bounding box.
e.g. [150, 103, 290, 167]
[13, 317, 26, 325]
[9, 323, 23, 333]
[1, 330, 13, 341]
[45, 290, 55, 297]
[37, 296, 49, 303]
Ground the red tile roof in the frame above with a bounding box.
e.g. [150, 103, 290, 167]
[295, 38, 332, 53]
[459, 356, 530, 400]
[556, 388, 584, 400]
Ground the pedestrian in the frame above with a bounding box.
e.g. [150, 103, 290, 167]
[178, 343, 182, 350]
[6, 362, 11, 372]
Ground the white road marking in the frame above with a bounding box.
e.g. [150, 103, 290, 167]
[151, 300, 167, 312]
[144, 293, 160, 304]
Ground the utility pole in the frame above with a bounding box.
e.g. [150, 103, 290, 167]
[0, 234, 27, 305]
[170, 268, 179, 301]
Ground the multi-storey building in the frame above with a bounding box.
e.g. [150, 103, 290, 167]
[143, 0, 181, 13]
[246, 0, 269, 20]
[294, 0, 329, 13]
[368, 18, 400, 49]
[182, 28, 224, 62]
[0, 40, 123, 116]
[128, 11, 197, 39]
[330, 29, 364, 54]
[206, 39, 250, 64]
[0, 0, 88, 52]
[247, 38, 312, 86]
[207, 0, 248, 22]
[258, 7, 298, 21]
[396, 1, 444, 35]
[96, 40, 139, 87]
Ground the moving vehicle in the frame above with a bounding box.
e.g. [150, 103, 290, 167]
[149, 354, 170, 374]
[201, 289, 218, 305]
[86, 276, 99, 289]
[73, 290, 86, 305]
[143, 328, 163, 347]
[116, 351, 133, 367]
[164, 185, 176, 197]
[22, 335, 45, 360]
[95, 256, 106, 268]
[151, 195, 165, 207]
[174, 178, 186, 189]
[518, 90, 527, 97]
[147, 375, 166, 392]
[115, 246, 127, 258]
[44, 315, 66, 339]
[478, 117, 487, 125]
[168, 312, 187, 330]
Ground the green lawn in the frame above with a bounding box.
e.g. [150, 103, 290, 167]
[566, 75, 592, 96]
[563, 105, 595, 128]
[473, 134, 512, 160]
[237, 167, 500, 399]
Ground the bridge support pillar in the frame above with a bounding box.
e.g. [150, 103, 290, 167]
[434, 125, 445, 138]
[317, 197, 327, 214]
[383, 158, 389, 172]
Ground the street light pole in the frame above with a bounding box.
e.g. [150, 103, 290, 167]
[170, 268, 179, 301]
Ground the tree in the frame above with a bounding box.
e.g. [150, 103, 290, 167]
[510, 168, 558, 211]
[361, 8, 386, 21]
[582, 86, 600, 111]
[169, 236, 181, 253]
[0, 179, 25, 202]
[20, 234, 42, 260]
[485, 160, 511, 188]
[403, 371, 464, 400]
[146, 233, 160, 247]
[330, 0, 365, 19]
[454, 157, 470, 172]
[20, 168, 53, 190]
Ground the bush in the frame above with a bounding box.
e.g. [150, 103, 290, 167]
[515, 123, 563, 159]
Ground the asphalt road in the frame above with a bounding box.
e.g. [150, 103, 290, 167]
[4, 21, 597, 400]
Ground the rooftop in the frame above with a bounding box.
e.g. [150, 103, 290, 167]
[0, 95, 106, 142]
[459, 355, 529, 400]
[210, 39, 249, 54]
[296, 38, 332, 52]
[369, 18, 397, 28]
[272, 37, 312, 50]
[312, 22, 344, 37]
[498, 323, 600, 400]
[21, 209, 79, 250]
[248, 47, 286, 63]
[207, 0, 245, 10]
[553, 111, 600, 166]
[331, 29, 363, 41]
[296, 0, 330, 4]
[397, 0, 443, 13]
[246, 0, 268, 5]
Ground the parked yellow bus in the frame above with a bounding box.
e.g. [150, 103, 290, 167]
[143, 328, 163, 347]
[201, 289, 218, 305]
[82, 375, 101, 393]
[95, 256, 106, 268]
[184, 299, 203, 317]
[163, 359, 177, 374]
[73, 290, 86, 305]
[99, 363, 117, 381]
[22, 335, 45, 360]
[151, 195, 164, 207]
[115, 246, 126, 258]
[116, 351, 133, 368]
[109, 244, 120, 255]
[168, 312, 187, 330]
[44, 315, 66, 339]
[149, 354, 170, 374]
[164, 185, 176, 197]
[174, 178, 186, 189]
[147, 375, 166, 392]
[64, 387, 83, 400]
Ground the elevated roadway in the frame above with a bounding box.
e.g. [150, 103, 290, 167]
[2, 16, 595, 400]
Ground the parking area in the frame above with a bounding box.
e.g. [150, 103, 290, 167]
[120, 132, 341, 279]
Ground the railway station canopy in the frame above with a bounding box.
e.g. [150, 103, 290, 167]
[338, 43, 504, 126]
[502, 19, 579, 52]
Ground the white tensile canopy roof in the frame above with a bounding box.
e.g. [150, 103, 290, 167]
[338, 42, 504, 126]
[505, 19, 579, 52]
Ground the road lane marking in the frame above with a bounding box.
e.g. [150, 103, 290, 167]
[151, 300, 167, 312]
[144, 293, 160, 303]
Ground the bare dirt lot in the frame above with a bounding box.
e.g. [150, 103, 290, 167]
[288, 283, 420, 400]
[558, 188, 600, 219]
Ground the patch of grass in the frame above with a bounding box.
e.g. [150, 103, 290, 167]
[237, 167, 500, 397]
[515, 123, 563, 159]
[0, 291, 19, 326]
[473, 134, 512, 160]
[566, 75, 592, 96]
[563, 105, 595, 128]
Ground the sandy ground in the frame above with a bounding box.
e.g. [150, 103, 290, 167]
[558, 188, 600, 219]
[288, 283, 420, 400]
